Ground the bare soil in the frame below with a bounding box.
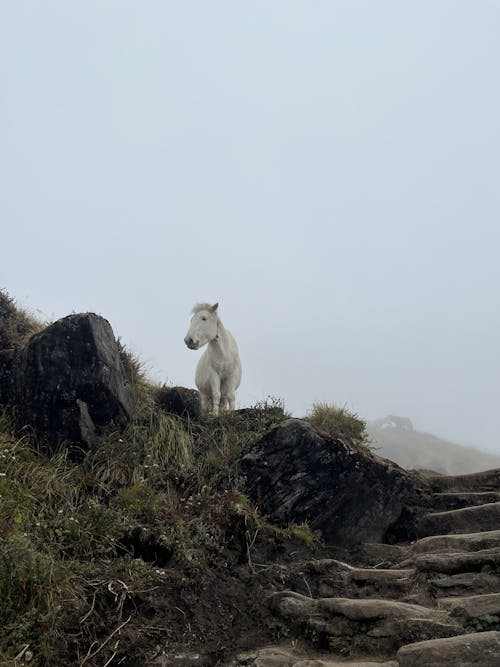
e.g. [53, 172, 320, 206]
[60, 529, 331, 667]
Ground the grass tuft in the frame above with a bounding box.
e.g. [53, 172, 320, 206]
[307, 402, 371, 450]
[0, 289, 45, 350]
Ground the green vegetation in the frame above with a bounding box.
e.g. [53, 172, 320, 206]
[0, 294, 324, 665]
[327, 635, 352, 656]
[0, 335, 294, 664]
[469, 614, 500, 632]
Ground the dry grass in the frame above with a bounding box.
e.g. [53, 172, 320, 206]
[307, 402, 369, 446]
[0, 289, 45, 349]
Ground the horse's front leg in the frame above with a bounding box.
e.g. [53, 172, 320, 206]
[209, 376, 221, 416]
[199, 391, 209, 415]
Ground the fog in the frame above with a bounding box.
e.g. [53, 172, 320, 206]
[2, 2, 499, 452]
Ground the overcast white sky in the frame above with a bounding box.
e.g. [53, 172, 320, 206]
[2, 2, 499, 452]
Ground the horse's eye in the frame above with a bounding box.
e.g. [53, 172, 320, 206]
[202, 316, 207, 321]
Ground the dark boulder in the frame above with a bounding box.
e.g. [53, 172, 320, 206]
[155, 385, 201, 419]
[0, 313, 135, 456]
[240, 419, 429, 547]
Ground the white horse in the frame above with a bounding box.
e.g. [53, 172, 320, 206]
[184, 303, 242, 415]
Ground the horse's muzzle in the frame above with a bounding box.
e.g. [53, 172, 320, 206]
[184, 336, 199, 350]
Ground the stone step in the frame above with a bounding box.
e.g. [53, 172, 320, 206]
[414, 547, 500, 574]
[304, 559, 416, 599]
[432, 491, 500, 511]
[411, 529, 500, 555]
[439, 593, 500, 624]
[417, 502, 500, 538]
[397, 631, 500, 666]
[429, 571, 500, 598]
[269, 591, 461, 656]
[228, 646, 399, 666]
[428, 468, 500, 493]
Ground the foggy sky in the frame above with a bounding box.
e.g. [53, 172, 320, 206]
[2, 2, 499, 452]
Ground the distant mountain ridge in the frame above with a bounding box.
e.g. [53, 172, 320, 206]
[367, 416, 500, 475]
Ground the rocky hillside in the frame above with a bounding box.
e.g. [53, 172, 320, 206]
[367, 416, 500, 475]
[2, 291, 500, 667]
[231, 467, 500, 666]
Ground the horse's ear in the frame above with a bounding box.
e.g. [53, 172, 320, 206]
[210, 303, 219, 313]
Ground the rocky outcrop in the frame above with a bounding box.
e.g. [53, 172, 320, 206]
[240, 419, 429, 547]
[0, 312, 135, 455]
[229, 467, 500, 667]
[155, 385, 201, 419]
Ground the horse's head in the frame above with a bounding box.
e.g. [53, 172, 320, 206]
[184, 302, 219, 350]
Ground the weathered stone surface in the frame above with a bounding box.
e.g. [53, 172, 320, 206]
[270, 591, 460, 655]
[414, 547, 500, 574]
[429, 572, 500, 598]
[155, 385, 201, 419]
[305, 559, 415, 600]
[432, 491, 500, 512]
[428, 469, 500, 493]
[439, 593, 500, 623]
[397, 631, 500, 666]
[240, 419, 428, 547]
[228, 646, 398, 667]
[412, 530, 500, 555]
[418, 502, 500, 538]
[0, 312, 135, 454]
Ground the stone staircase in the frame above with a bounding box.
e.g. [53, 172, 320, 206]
[229, 468, 500, 666]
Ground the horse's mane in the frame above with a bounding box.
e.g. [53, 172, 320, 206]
[192, 303, 218, 317]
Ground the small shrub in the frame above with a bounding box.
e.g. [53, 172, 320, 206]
[307, 402, 369, 446]
[279, 521, 320, 549]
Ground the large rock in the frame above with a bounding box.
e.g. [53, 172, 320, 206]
[0, 312, 135, 455]
[240, 419, 428, 547]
